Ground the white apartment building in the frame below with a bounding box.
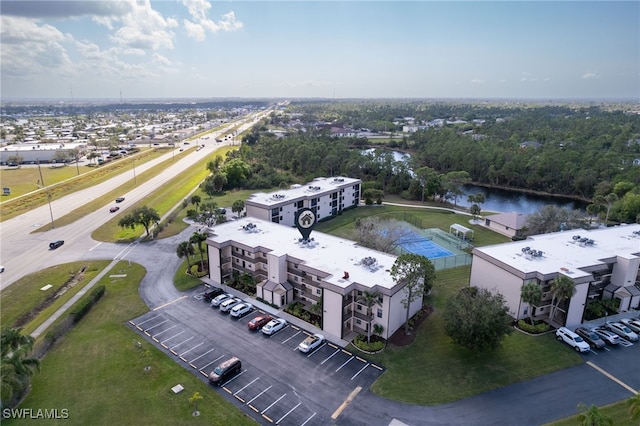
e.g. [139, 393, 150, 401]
[206, 218, 421, 340]
[244, 177, 361, 227]
[470, 224, 640, 328]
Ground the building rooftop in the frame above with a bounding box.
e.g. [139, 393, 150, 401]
[245, 176, 360, 207]
[208, 217, 397, 290]
[473, 224, 640, 279]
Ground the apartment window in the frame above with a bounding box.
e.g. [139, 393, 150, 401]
[316, 288, 321, 295]
[356, 319, 361, 325]
[377, 308, 383, 318]
[356, 305, 362, 311]
[294, 276, 298, 282]
[356, 290, 362, 296]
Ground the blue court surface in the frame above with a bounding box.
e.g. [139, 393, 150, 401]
[398, 232, 454, 259]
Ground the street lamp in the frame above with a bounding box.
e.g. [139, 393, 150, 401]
[132, 158, 137, 185]
[36, 160, 55, 229]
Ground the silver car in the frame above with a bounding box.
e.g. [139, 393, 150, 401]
[594, 327, 620, 345]
[605, 322, 639, 342]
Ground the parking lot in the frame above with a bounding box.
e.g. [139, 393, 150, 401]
[128, 289, 385, 425]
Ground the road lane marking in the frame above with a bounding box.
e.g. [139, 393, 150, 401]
[587, 361, 638, 394]
[331, 386, 362, 420]
[351, 363, 370, 380]
[300, 412, 317, 426]
[153, 295, 188, 311]
[276, 402, 301, 424]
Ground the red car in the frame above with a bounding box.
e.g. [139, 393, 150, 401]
[248, 315, 272, 331]
[109, 206, 120, 213]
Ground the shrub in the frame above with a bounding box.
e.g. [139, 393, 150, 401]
[352, 335, 385, 352]
[517, 319, 550, 334]
[72, 285, 106, 323]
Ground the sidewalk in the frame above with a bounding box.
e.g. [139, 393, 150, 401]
[199, 276, 351, 348]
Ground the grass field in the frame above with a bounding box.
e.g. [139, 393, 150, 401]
[364, 266, 584, 404]
[3, 261, 256, 426]
[545, 398, 637, 426]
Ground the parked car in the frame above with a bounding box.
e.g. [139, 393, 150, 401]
[555, 327, 590, 352]
[230, 303, 253, 318]
[297, 333, 325, 353]
[261, 318, 287, 335]
[575, 327, 606, 349]
[202, 287, 224, 302]
[248, 315, 272, 331]
[49, 240, 64, 250]
[210, 293, 233, 307]
[605, 322, 639, 341]
[109, 206, 120, 213]
[620, 318, 640, 334]
[219, 298, 242, 313]
[593, 328, 620, 345]
[115, 197, 125, 203]
[208, 357, 241, 385]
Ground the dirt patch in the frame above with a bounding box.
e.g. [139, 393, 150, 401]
[387, 305, 433, 347]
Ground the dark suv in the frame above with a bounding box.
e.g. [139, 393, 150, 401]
[575, 327, 606, 349]
[49, 240, 64, 250]
[202, 287, 224, 302]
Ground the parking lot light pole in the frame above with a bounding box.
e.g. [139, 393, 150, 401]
[36, 160, 55, 229]
[132, 159, 137, 185]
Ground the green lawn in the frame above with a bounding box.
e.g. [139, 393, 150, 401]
[545, 398, 637, 426]
[365, 266, 584, 404]
[4, 261, 256, 426]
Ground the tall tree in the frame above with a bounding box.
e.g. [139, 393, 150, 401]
[176, 241, 195, 268]
[603, 193, 618, 224]
[231, 199, 245, 217]
[189, 231, 208, 269]
[357, 290, 382, 343]
[390, 253, 435, 335]
[549, 275, 576, 325]
[118, 206, 160, 237]
[520, 282, 543, 325]
[190, 195, 201, 213]
[443, 287, 512, 351]
[1, 328, 40, 406]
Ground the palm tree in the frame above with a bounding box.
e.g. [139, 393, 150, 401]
[549, 276, 576, 325]
[628, 393, 640, 423]
[190, 231, 208, 270]
[357, 290, 382, 343]
[577, 403, 613, 426]
[189, 391, 203, 416]
[176, 241, 195, 269]
[1, 328, 40, 406]
[603, 193, 618, 225]
[520, 282, 542, 325]
[190, 195, 201, 213]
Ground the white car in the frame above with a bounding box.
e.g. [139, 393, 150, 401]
[605, 322, 639, 342]
[594, 328, 620, 345]
[219, 298, 242, 313]
[261, 318, 287, 335]
[230, 303, 253, 318]
[297, 333, 325, 353]
[555, 327, 590, 352]
[620, 318, 640, 334]
[210, 293, 233, 307]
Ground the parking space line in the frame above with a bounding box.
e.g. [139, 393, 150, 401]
[587, 361, 638, 394]
[152, 295, 188, 311]
[341, 349, 352, 355]
[321, 348, 342, 365]
[222, 371, 245, 387]
[136, 316, 162, 327]
[247, 385, 272, 405]
[290, 325, 300, 331]
[234, 377, 260, 398]
[248, 404, 259, 413]
[355, 356, 367, 363]
[336, 355, 355, 372]
[261, 393, 287, 415]
[170, 336, 194, 354]
[275, 402, 301, 424]
[199, 355, 224, 372]
[189, 348, 215, 366]
[262, 414, 273, 423]
[179, 342, 204, 360]
[144, 319, 169, 332]
[328, 342, 339, 349]
[300, 412, 317, 426]
[331, 386, 361, 420]
[282, 330, 301, 344]
[161, 330, 185, 345]
[351, 363, 370, 380]
[307, 343, 327, 357]
[151, 324, 177, 338]
[371, 364, 384, 371]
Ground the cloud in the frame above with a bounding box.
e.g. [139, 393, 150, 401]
[471, 79, 485, 84]
[182, 0, 243, 41]
[1, 1, 133, 18]
[281, 80, 333, 88]
[582, 72, 599, 79]
[108, 0, 177, 52]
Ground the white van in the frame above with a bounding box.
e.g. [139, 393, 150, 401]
[556, 327, 590, 352]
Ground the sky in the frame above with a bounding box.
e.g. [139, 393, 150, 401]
[1, 0, 638, 100]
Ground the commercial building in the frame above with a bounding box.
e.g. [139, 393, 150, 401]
[470, 224, 640, 328]
[244, 177, 361, 227]
[206, 218, 419, 340]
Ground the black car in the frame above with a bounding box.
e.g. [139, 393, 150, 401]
[202, 287, 224, 302]
[49, 240, 64, 250]
[115, 197, 125, 203]
[575, 327, 606, 349]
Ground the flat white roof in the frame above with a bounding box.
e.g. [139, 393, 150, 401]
[474, 224, 640, 279]
[246, 176, 360, 207]
[208, 217, 397, 290]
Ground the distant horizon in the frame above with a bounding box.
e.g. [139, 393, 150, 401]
[2, 1, 638, 100]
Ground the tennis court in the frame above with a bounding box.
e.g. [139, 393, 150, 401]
[395, 224, 473, 270]
[398, 232, 453, 259]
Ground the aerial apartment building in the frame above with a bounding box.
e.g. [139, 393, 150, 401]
[244, 177, 361, 227]
[470, 224, 640, 328]
[206, 218, 419, 340]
